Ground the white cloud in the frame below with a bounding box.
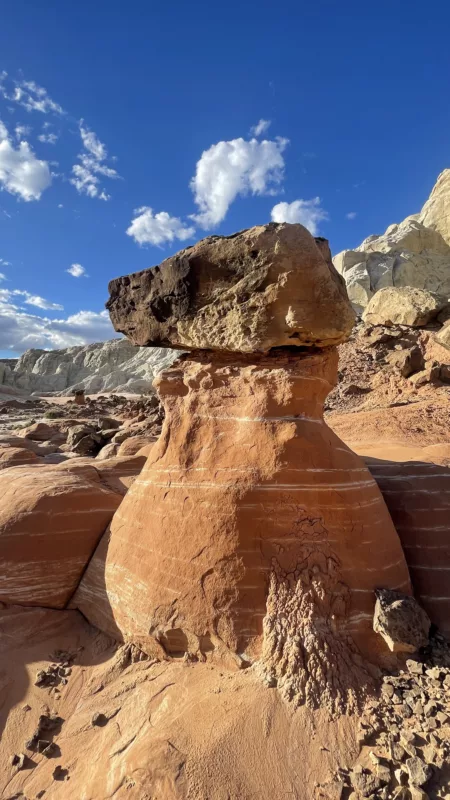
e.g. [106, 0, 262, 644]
[67, 263, 87, 278]
[190, 135, 288, 228]
[346, 211, 357, 220]
[70, 121, 119, 200]
[9, 289, 63, 311]
[250, 119, 271, 137]
[0, 273, 6, 281]
[38, 132, 58, 145]
[58, 203, 63, 208]
[270, 197, 328, 236]
[0, 298, 116, 352]
[5, 80, 64, 115]
[0, 259, 11, 267]
[0, 119, 52, 201]
[127, 207, 196, 246]
[15, 124, 32, 140]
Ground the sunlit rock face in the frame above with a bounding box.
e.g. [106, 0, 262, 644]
[107, 223, 355, 353]
[76, 348, 410, 710]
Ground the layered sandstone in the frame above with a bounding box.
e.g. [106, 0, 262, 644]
[107, 223, 355, 352]
[0, 465, 121, 607]
[76, 347, 410, 709]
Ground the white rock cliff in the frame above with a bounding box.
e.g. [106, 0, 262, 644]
[0, 338, 177, 395]
[334, 169, 450, 312]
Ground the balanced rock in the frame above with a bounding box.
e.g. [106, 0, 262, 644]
[106, 223, 355, 353]
[76, 347, 411, 709]
[362, 287, 447, 327]
[0, 465, 121, 607]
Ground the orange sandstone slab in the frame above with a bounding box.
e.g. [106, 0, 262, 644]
[0, 465, 121, 608]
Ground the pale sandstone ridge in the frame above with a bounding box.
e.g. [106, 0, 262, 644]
[334, 169, 450, 311]
[107, 223, 356, 352]
[0, 337, 177, 395]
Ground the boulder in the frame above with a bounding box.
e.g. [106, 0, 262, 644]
[362, 287, 447, 327]
[18, 421, 65, 443]
[96, 442, 120, 460]
[76, 348, 410, 711]
[0, 446, 40, 469]
[373, 589, 430, 653]
[387, 345, 425, 378]
[55, 454, 147, 496]
[66, 424, 105, 456]
[118, 436, 156, 457]
[106, 223, 356, 353]
[0, 465, 121, 607]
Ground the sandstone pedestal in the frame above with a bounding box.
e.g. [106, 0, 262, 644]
[76, 347, 410, 710]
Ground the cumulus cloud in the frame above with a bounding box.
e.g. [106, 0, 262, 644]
[127, 207, 196, 246]
[250, 119, 271, 137]
[0, 119, 52, 201]
[67, 263, 87, 278]
[70, 121, 120, 200]
[346, 211, 357, 220]
[0, 295, 116, 352]
[271, 197, 328, 236]
[190, 135, 288, 228]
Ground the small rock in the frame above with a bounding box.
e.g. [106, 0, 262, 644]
[10, 753, 26, 770]
[350, 768, 383, 797]
[406, 659, 424, 676]
[426, 667, 444, 680]
[435, 711, 449, 725]
[91, 712, 108, 727]
[373, 589, 431, 653]
[409, 789, 430, 800]
[405, 756, 432, 787]
[423, 701, 437, 717]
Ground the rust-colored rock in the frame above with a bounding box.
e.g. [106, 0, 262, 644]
[106, 223, 355, 353]
[76, 348, 410, 710]
[0, 465, 121, 607]
[0, 446, 40, 469]
[118, 435, 157, 457]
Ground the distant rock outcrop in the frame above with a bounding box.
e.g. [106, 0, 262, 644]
[0, 338, 177, 396]
[334, 170, 450, 312]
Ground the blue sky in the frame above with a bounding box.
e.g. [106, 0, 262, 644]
[0, 0, 449, 356]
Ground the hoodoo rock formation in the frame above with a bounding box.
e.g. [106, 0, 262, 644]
[76, 223, 411, 712]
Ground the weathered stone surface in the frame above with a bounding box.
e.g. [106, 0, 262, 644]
[0, 465, 121, 607]
[405, 756, 432, 787]
[76, 348, 410, 711]
[107, 223, 356, 353]
[362, 287, 447, 327]
[373, 589, 430, 653]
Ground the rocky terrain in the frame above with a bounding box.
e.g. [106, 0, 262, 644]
[1, 201, 450, 799]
